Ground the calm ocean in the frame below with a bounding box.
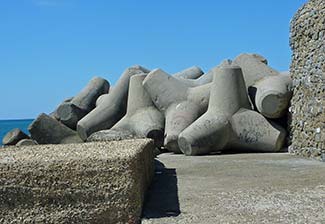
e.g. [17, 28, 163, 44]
[0, 119, 33, 145]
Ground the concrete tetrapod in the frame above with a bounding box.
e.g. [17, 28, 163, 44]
[77, 65, 150, 141]
[178, 54, 267, 87]
[173, 66, 204, 79]
[56, 103, 88, 129]
[232, 53, 279, 87]
[50, 97, 73, 120]
[228, 108, 286, 152]
[29, 113, 83, 144]
[2, 128, 30, 146]
[178, 66, 251, 155]
[56, 77, 110, 129]
[233, 53, 292, 118]
[178, 59, 232, 87]
[88, 74, 164, 146]
[143, 69, 210, 153]
[16, 139, 38, 146]
[249, 74, 293, 118]
[95, 93, 109, 107]
[280, 71, 290, 76]
[178, 66, 286, 156]
[96, 85, 114, 107]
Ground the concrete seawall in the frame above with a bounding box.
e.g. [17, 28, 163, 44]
[289, 0, 325, 159]
[0, 139, 155, 223]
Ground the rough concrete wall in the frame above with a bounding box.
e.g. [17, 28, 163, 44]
[289, 0, 325, 159]
[0, 139, 155, 224]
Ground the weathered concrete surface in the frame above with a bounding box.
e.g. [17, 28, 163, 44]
[232, 53, 293, 119]
[250, 74, 292, 119]
[88, 74, 164, 147]
[178, 66, 286, 155]
[142, 153, 325, 224]
[16, 139, 38, 146]
[173, 66, 204, 80]
[2, 128, 30, 146]
[143, 69, 210, 153]
[29, 113, 83, 144]
[0, 139, 155, 224]
[77, 65, 150, 141]
[56, 76, 110, 129]
[177, 59, 232, 87]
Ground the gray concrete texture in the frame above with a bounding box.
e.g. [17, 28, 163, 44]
[79, 54, 292, 155]
[95, 93, 109, 107]
[69, 76, 110, 112]
[0, 139, 155, 224]
[5, 52, 293, 157]
[173, 66, 204, 80]
[176, 59, 232, 87]
[56, 76, 110, 129]
[77, 65, 150, 141]
[88, 74, 165, 147]
[2, 128, 30, 146]
[50, 97, 73, 120]
[28, 113, 83, 144]
[251, 74, 292, 118]
[143, 69, 210, 153]
[56, 102, 88, 129]
[178, 66, 286, 155]
[178, 66, 251, 155]
[142, 152, 325, 224]
[233, 53, 293, 119]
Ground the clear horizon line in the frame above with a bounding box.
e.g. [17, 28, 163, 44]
[0, 118, 34, 121]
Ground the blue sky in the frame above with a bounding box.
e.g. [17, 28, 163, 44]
[0, 0, 306, 119]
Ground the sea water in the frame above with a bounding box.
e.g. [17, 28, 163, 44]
[0, 119, 33, 145]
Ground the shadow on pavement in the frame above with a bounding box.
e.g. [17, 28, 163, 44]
[142, 159, 180, 219]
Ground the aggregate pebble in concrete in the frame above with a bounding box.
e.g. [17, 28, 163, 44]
[289, 0, 325, 159]
[0, 139, 155, 224]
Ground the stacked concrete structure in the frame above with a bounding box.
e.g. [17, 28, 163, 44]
[4, 1, 323, 222]
[289, 0, 325, 160]
[2, 54, 293, 155]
